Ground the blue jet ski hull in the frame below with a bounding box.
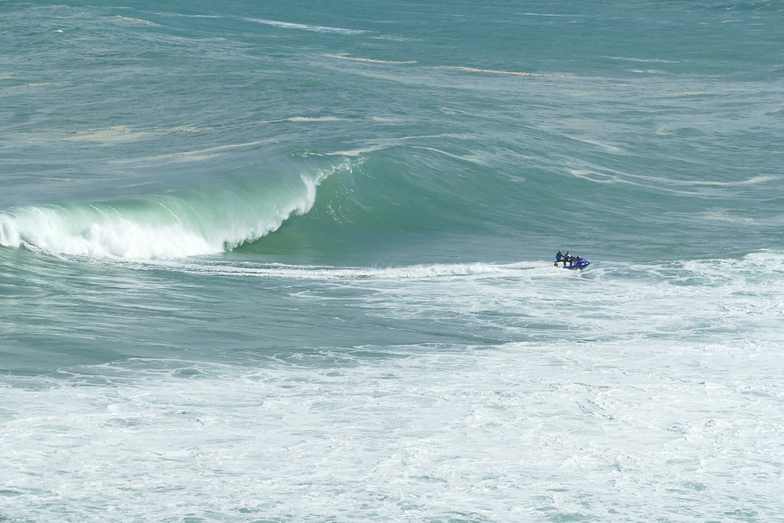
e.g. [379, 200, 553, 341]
[555, 259, 590, 270]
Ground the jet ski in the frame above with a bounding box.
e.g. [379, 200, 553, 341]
[554, 256, 590, 270]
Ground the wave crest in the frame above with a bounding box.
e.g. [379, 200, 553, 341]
[0, 162, 348, 260]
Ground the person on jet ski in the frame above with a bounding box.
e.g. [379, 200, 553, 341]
[555, 250, 564, 264]
[564, 251, 573, 264]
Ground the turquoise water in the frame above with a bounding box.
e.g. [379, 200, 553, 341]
[2, 1, 783, 521]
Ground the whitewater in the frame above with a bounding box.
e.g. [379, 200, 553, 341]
[2, 1, 783, 522]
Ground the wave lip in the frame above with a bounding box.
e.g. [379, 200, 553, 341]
[0, 163, 345, 260]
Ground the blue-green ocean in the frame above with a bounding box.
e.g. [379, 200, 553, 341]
[2, 1, 783, 521]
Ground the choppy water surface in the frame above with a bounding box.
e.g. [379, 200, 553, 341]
[2, 1, 783, 521]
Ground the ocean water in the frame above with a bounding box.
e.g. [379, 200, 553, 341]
[2, 0, 783, 521]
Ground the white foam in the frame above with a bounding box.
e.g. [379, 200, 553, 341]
[606, 56, 681, 63]
[324, 53, 416, 64]
[245, 17, 365, 35]
[64, 126, 150, 142]
[1, 254, 782, 520]
[2, 331, 783, 521]
[0, 211, 220, 258]
[112, 15, 157, 25]
[129, 260, 555, 281]
[111, 139, 276, 166]
[142, 253, 784, 346]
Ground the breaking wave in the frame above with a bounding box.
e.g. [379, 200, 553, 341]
[0, 162, 350, 260]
